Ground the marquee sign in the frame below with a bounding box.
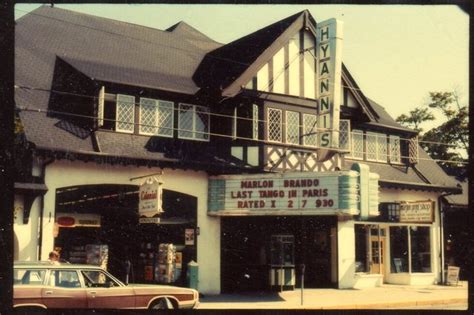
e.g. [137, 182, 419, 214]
[138, 177, 163, 223]
[399, 200, 434, 223]
[208, 171, 375, 216]
[316, 18, 343, 148]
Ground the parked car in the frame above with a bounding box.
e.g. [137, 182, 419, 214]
[13, 261, 199, 311]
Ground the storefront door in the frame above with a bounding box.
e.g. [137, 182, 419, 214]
[369, 228, 386, 275]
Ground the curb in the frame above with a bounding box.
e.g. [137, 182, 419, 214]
[320, 298, 468, 310]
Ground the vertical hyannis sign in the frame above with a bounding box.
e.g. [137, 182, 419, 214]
[316, 19, 343, 148]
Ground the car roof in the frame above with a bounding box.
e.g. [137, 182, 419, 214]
[14, 261, 103, 269]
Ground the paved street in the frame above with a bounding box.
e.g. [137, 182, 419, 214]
[198, 281, 468, 310]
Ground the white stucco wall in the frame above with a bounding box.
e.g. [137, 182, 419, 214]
[38, 159, 219, 294]
[14, 194, 41, 261]
[337, 219, 355, 288]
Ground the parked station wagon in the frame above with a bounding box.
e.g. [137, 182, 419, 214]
[13, 261, 199, 311]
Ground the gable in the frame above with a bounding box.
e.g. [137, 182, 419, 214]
[193, 10, 307, 97]
[244, 29, 317, 100]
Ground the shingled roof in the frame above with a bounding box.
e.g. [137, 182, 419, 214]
[365, 98, 418, 134]
[193, 10, 308, 96]
[15, 7, 459, 191]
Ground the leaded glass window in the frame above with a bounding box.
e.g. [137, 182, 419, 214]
[116, 94, 135, 133]
[366, 132, 377, 161]
[389, 135, 401, 163]
[157, 101, 174, 137]
[140, 98, 158, 135]
[339, 120, 351, 150]
[303, 114, 317, 147]
[377, 134, 388, 162]
[140, 98, 173, 137]
[178, 104, 209, 141]
[268, 108, 282, 142]
[286, 111, 300, 144]
[351, 130, 364, 159]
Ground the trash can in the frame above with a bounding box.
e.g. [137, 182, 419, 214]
[187, 260, 198, 290]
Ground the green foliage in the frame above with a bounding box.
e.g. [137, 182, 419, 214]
[395, 107, 434, 133]
[396, 91, 468, 173]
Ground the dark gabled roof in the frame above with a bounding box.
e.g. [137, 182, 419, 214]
[193, 10, 308, 96]
[166, 21, 218, 43]
[341, 63, 378, 122]
[16, 6, 222, 100]
[444, 177, 468, 206]
[60, 56, 199, 95]
[364, 98, 418, 134]
[344, 144, 460, 193]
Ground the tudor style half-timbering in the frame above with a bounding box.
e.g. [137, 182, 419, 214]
[15, 7, 461, 295]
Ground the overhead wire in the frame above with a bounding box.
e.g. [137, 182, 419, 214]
[13, 8, 465, 153]
[15, 105, 468, 165]
[15, 84, 462, 149]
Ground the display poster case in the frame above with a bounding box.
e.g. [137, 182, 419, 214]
[269, 235, 295, 291]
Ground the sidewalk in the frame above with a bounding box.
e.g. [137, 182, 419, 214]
[198, 281, 468, 310]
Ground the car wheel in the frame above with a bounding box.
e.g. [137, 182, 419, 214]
[150, 297, 174, 310]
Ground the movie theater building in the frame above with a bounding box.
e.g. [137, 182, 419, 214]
[14, 7, 460, 294]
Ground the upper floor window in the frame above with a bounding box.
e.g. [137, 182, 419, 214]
[339, 120, 351, 150]
[139, 98, 174, 137]
[302, 114, 317, 147]
[268, 108, 282, 142]
[366, 132, 387, 162]
[178, 104, 210, 141]
[347, 130, 401, 164]
[116, 94, 135, 133]
[389, 135, 401, 163]
[351, 129, 364, 160]
[286, 111, 300, 144]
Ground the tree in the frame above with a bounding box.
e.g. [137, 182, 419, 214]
[396, 91, 468, 176]
[396, 107, 435, 133]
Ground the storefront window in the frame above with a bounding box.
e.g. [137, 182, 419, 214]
[410, 226, 431, 273]
[390, 226, 408, 273]
[355, 225, 368, 272]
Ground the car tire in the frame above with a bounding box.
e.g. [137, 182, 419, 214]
[150, 297, 174, 310]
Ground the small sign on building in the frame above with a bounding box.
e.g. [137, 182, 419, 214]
[446, 266, 460, 286]
[138, 177, 163, 224]
[399, 200, 434, 223]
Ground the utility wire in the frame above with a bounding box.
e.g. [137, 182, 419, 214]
[15, 7, 250, 67]
[16, 105, 347, 151]
[15, 85, 461, 148]
[16, 105, 468, 165]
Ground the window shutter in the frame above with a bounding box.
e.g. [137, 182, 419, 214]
[97, 86, 105, 127]
[409, 136, 419, 164]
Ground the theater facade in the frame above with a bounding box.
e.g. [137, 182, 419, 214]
[14, 7, 460, 294]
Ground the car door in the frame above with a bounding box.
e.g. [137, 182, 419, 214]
[82, 269, 135, 309]
[41, 269, 87, 309]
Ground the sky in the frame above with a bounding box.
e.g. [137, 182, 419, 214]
[15, 4, 469, 132]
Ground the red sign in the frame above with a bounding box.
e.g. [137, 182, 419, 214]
[57, 216, 75, 227]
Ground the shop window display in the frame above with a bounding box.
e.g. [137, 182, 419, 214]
[410, 226, 431, 273]
[390, 226, 408, 273]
